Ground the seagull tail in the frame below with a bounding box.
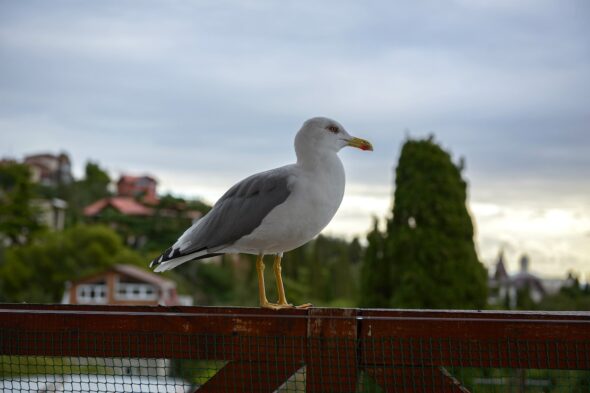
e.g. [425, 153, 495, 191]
[150, 247, 223, 273]
[152, 252, 200, 272]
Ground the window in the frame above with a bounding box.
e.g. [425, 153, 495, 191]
[76, 284, 107, 304]
[115, 282, 158, 301]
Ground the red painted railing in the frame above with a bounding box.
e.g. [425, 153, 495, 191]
[1, 304, 589, 392]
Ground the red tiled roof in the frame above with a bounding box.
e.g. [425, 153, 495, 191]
[112, 264, 175, 289]
[84, 197, 153, 216]
[74, 264, 175, 289]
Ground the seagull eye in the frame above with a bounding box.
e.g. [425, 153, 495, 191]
[326, 125, 339, 134]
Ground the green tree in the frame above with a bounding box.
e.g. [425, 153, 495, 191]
[361, 137, 487, 309]
[282, 235, 359, 307]
[360, 220, 390, 307]
[65, 161, 112, 225]
[0, 225, 144, 303]
[142, 194, 208, 251]
[165, 235, 361, 308]
[82, 162, 111, 199]
[536, 274, 590, 311]
[0, 162, 44, 245]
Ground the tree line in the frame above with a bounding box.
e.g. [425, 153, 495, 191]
[1, 138, 587, 311]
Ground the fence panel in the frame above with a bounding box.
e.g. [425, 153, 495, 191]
[1, 305, 589, 392]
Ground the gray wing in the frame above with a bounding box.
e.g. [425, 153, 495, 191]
[151, 166, 293, 265]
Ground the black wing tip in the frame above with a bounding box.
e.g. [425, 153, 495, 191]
[149, 247, 182, 269]
[149, 255, 161, 269]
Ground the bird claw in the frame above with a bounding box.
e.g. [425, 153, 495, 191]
[261, 302, 290, 310]
[261, 302, 313, 310]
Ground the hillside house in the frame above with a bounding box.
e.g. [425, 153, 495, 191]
[117, 175, 158, 204]
[62, 264, 192, 306]
[24, 152, 73, 186]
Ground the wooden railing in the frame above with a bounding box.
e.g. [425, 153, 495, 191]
[1, 304, 589, 392]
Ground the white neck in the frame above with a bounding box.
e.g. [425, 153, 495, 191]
[296, 144, 340, 170]
[295, 132, 338, 168]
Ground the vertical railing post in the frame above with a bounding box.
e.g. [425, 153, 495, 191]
[306, 308, 358, 392]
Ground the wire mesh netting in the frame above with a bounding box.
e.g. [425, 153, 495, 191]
[1, 332, 589, 392]
[0, 307, 589, 392]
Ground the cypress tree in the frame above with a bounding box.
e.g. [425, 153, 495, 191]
[360, 137, 487, 309]
[389, 138, 487, 309]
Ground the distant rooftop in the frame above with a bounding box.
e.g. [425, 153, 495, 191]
[84, 197, 154, 216]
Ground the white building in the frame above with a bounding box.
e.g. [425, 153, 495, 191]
[488, 252, 572, 308]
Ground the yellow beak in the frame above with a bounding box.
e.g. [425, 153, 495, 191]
[346, 136, 373, 151]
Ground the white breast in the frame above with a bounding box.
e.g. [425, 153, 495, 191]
[231, 154, 346, 255]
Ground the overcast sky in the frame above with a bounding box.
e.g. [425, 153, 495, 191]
[1, 1, 589, 279]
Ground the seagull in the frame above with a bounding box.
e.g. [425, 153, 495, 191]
[150, 117, 373, 309]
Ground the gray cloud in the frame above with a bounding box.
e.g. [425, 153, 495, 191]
[1, 0, 589, 276]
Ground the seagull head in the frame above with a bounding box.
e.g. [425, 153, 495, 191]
[295, 117, 373, 159]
